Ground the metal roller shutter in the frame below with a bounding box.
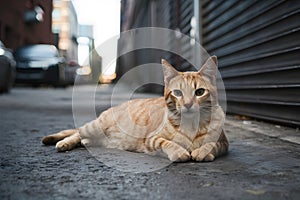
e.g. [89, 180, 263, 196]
[201, 0, 300, 127]
[117, 0, 195, 83]
[154, 0, 195, 71]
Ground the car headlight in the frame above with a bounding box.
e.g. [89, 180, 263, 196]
[76, 66, 91, 75]
[0, 48, 5, 56]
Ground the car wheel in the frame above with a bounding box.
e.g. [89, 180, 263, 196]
[3, 65, 15, 93]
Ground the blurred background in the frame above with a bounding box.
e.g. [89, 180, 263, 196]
[0, 0, 299, 126]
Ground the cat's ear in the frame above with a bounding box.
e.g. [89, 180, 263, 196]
[162, 59, 178, 84]
[199, 56, 218, 81]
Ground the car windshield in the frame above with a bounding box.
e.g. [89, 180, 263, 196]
[15, 45, 59, 60]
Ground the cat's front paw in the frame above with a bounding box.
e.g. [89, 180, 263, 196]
[191, 143, 216, 162]
[56, 141, 70, 152]
[168, 148, 191, 162]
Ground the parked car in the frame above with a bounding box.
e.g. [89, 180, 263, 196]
[0, 41, 16, 93]
[14, 44, 76, 87]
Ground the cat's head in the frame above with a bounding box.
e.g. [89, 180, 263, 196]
[162, 56, 218, 117]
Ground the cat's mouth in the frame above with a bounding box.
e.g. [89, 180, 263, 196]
[181, 108, 199, 116]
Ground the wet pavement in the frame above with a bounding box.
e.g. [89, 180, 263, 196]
[0, 85, 299, 200]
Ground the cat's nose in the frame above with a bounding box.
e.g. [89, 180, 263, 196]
[184, 102, 193, 109]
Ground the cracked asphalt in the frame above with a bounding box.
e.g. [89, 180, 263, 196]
[0, 85, 299, 200]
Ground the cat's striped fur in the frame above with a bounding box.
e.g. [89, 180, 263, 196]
[42, 56, 228, 162]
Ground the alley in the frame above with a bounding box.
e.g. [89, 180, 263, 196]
[0, 86, 299, 200]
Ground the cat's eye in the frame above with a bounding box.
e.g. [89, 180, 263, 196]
[195, 88, 205, 96]
[173, 89, 183, 97]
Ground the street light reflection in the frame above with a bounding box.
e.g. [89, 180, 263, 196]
[76, 66, 92, 76]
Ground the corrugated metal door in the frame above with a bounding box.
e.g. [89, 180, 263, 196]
[154, 0, 195, 71]
[201, 0, 300, 127]
[117, 0, 195, 91]
[175, 0, 195, 70]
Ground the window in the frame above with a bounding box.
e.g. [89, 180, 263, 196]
[52, 9, 61, 20]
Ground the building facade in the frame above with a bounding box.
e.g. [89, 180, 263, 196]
[0, 0, 54, 49]
[52, 0, 78, 62]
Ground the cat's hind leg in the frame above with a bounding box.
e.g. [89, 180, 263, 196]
[55, 131, 81, 152]
[42, 129, 78, 145]
[42, 129, 81, 152]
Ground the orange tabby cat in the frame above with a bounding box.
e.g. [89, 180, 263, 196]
[42, 56, 228, 162]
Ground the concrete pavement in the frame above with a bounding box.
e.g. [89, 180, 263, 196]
[0, 85, 299, 200]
